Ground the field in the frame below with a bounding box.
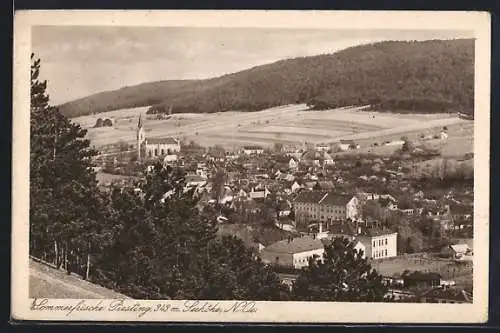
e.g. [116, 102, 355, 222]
[73, 104, 473, 157]
[371, 254, 473, 286]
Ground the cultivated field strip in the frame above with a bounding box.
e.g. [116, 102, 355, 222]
[76, 104, 472, 156]
[290, 119, 387, 131]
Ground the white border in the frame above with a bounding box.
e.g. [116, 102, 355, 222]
[12, 10, 490, 323]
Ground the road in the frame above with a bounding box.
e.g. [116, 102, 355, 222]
[29, 259, 130, 299]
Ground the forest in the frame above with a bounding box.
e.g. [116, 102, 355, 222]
[30, 54, 387, 301]
[57, 39, 474, 118]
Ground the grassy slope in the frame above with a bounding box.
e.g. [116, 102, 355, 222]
[58, 39, 474, 118]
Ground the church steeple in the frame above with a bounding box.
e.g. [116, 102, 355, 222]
[138, 113, 143, 129]
[137, 114, 145, 160]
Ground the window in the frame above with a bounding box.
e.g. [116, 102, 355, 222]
[373, 241, 376, 247]
[161, 149, 165, 155]
[148, 150, 152, 157]
[385, 249, 387, 256]
[154, 149, 158, 156]
[385, 238, 388, 245]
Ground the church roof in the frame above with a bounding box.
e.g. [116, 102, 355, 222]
[147, 137, 179, 145]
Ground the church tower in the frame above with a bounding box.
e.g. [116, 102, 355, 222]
[137, 114, 146, 160]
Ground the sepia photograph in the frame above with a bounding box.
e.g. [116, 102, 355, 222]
[12, 11, 490, 323]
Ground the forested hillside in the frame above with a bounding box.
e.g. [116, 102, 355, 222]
[58, 38, 474, 118]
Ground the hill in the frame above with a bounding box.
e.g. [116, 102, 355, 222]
[58, 39, 474, 118]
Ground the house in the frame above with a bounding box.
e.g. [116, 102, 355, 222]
[293, 191, 360, 226]
[403, 272, 442, 289]
[300, 150, 334, 167]
[315, 143, 330, 152]
[357, 227, 398, 260]
[321, 236, 367, 258]
[378, 195, 398, 210]
[384, 289, 417, 302]
[163, 153, 178, 165]
[242, 145, 264, 155]
[260, 236, 325, 269]
[288, 158, 299, 171]
[304, 181, 317, 190]
[384, 140, 405, 146]
[441, 240, 473, 261]
[290, 181, 302, 193]
[281, 144, 301, 155]
[317, 180, 335, 190]
[277, 200, 292, 217]
[328, 220, 358, 241]
[249, 187, 270, 200]
[400, 208, 416, 215]
[419, 286, 472, 303]
[185, 175, 207, 188]
[219, 187, 234, 204]
[337, 140, 360, 151]
[280, 173, 295, 182]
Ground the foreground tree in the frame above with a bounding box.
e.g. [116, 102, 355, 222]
[292, 237, 387, 301]
[94, 162, 289, 300]
[30, 53, 102, 278]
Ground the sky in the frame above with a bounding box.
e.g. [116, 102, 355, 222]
[31, 26, 474, 105]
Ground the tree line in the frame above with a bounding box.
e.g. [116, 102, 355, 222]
[30, 54, 386, 301]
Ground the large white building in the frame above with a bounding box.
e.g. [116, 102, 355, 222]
[260, 237, 325, 269]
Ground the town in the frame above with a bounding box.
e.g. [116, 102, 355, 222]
[92, 115, 474, 304]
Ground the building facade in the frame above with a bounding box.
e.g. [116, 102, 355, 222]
[293, 191, 359, 226]
[242, 145, 264, 155]
[358, 229, 398, 260]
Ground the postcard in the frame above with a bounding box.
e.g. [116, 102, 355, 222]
[12, 10, 490, 323]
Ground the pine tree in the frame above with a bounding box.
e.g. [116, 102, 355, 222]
[292, 237, 387, 301]
[30, 53, 101, 278]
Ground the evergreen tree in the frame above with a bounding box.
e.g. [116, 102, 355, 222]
[292, 237, 387, 301]
[30, 53, 100, 278]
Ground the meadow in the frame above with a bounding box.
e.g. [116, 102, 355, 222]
[370, 253, 473, 287]
[73, 104, 473, 157]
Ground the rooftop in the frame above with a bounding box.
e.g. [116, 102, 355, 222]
[263, 237, 324, 254]
[294, 191, 327, 204]
[319, 193, 353, 206]
[294, 191, 354, 206]
[243, 145, 263, 150]
[147, 137, 179, 145]
[357, 226, 397, 238]
[329, 222, 357, 236]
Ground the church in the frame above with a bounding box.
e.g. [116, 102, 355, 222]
[136, 115, 181, 160]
